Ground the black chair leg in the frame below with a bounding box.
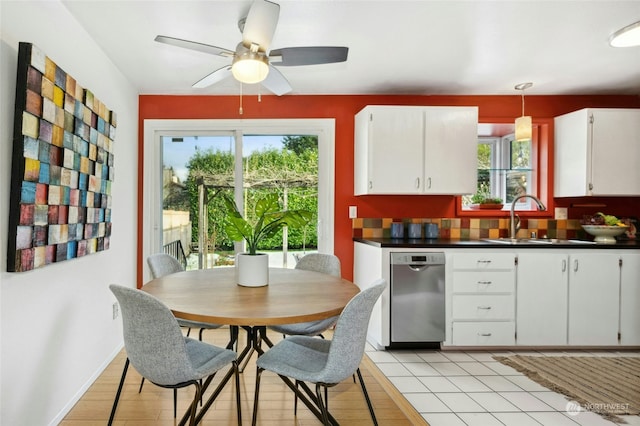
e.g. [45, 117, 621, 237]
[234, 360, 242, 426]
[108, 358, 129, 426]
[315, 383, 330, 426]
[187, 382, 201, 426]
[356, 368, 378, 426]
[252, 367, 264, 426]
[174, 389, 178, 418]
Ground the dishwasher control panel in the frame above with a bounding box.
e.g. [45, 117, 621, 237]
[391, 252, 445, 265]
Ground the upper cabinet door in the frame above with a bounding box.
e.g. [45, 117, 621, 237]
[354, 105, 478, 195]
[423, 106, 478, 194]
[354, 106, 424, 195]
[554, 108, 640, 197]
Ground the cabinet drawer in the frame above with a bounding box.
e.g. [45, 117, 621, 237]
[452, 253, 515, 270]
[452, 295, 514, 320]
[452, 322, 515, 346]
[452, 271, 514, 293]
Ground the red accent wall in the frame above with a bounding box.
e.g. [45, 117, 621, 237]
[138, 94, 640, 283]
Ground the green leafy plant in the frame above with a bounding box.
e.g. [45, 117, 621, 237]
[222, 193, 313, 255]
[470, 193, 503, 204]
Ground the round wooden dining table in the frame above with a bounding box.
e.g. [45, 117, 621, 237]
[142, 266, 360, 326]
[142, 266, 361, 426]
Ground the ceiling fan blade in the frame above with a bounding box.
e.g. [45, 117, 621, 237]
[261, 65, 292, 96]
[155, 35, 234, 58]
[269, 46, 349, 66]
[193, 65, 233, 88]
[242, 0, 280, 51]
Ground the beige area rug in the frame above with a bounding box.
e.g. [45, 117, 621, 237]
[495, 355, 640, 423]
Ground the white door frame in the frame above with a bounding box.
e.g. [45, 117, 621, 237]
[142, 118, 335, 283]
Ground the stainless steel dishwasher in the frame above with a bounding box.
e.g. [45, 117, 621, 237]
[390, 252, 445, 346]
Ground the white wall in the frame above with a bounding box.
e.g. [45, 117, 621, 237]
[0, 1, 138, 424]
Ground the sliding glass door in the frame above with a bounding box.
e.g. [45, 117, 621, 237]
[142, 119, 334, 282]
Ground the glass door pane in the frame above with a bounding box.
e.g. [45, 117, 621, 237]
[241, 135, 318, 268]
[162, 134, 235, 270]
[161, 133, 319, 270]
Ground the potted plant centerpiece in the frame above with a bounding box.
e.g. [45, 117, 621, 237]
[222, 193, 313, 287]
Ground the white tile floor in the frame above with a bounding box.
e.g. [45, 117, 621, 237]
[364, 346, 640, 426]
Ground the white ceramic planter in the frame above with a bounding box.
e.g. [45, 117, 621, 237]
[235, 253, 269, 287]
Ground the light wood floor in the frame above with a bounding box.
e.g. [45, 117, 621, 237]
[61, 327, 426, 425]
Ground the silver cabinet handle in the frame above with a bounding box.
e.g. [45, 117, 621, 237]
[368, 180, 373, 189]
[477, 306, 492, 310]
[427, 177, 432, 189]
[415, 177, 420, 188]
[574, 259, 579, 272]
[478, 333, 492, 337]
[477, 260, 492, 264]
[477, 281, 492, 285]
[562, 259, 567, 272]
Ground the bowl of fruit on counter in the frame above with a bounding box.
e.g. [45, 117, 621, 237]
[581, 212, 630, 244]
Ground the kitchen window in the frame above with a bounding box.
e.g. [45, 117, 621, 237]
[461, 123, 540, 212]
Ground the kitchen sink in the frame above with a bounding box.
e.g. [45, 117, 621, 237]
[483, 238, 596, 245]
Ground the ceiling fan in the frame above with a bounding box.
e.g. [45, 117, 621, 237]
[154, 0, 348, 96]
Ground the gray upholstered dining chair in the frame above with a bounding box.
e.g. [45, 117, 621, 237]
[147, 253, 224, 340]
[108, 284, 241, 426]
[145, 253, 231, 417]
[268, 253, 342, 338]
[252, 279, 386, 426]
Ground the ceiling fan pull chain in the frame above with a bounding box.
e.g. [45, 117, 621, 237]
[239, 82, 244, 115]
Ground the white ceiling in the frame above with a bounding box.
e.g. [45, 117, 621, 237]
[61, 0, 640, 97]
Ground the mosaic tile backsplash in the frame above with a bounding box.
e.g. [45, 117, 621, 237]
[352, 217, 586, 240]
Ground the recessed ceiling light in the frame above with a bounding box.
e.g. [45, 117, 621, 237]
[610, 21, 640, 47]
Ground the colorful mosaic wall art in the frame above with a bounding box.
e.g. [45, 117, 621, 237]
[7, 42, 116, 272]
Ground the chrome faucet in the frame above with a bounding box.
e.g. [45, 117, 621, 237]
[510, 195, 546, 239]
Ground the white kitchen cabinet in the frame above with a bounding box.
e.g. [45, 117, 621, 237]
[567, 252, 620, 346]
[620, 253, 640, 345]
[554, 108, 640, 197]
[516, 252, 569, 345]
[354, 105, 478, 195]
[450, 252, 516, 346]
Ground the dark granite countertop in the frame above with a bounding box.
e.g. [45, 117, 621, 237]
[354, 237, 640, 249]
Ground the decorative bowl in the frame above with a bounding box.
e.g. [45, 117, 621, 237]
[581, 225, 629, 244]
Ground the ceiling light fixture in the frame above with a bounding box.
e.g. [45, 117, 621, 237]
[514, 82, 533, 142]
[610, 21, 640, 47]
[231, 43, 270, 84]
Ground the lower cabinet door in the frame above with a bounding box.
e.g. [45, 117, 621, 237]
[516, 253, 569, 346]
[568, 253, 620, 346]
[452, 322, 515, 346]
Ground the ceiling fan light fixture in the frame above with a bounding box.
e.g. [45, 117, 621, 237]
[231, 48, 269, 84]
[514, 82, 533, 141]
[610, 21, 640, 47]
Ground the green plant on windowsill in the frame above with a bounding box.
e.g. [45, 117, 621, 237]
[470, 193, 504, 209]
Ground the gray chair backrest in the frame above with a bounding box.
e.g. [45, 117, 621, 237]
[322, 279, 386, 383]
[109, 284, 199, 386]
[147, 253, 183, 279]
[295, 253, 341, 277]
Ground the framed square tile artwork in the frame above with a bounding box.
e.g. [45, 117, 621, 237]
[7, 42, 116, 272]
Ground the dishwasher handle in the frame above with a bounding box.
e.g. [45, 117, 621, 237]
[408, 264, 429, 272]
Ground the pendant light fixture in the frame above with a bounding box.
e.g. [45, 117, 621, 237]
[514, 82, 533, 142]
[610, 21, 640, 47]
